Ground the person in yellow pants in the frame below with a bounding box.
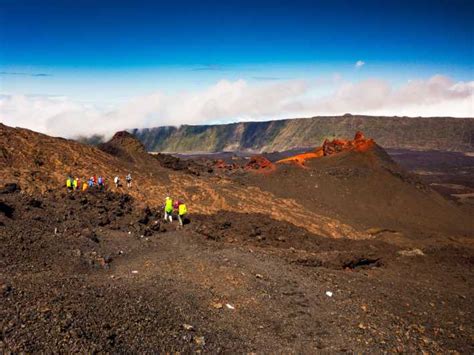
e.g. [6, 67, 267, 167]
[178, 201, 187, 227]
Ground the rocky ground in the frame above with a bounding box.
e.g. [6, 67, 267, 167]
[1, 124, 473, 352]
[1, 185, 473, 353]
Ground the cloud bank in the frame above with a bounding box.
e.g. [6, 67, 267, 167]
[0, 75, 472, 138]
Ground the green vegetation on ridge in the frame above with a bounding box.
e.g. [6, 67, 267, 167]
[130, 115, 474, 153]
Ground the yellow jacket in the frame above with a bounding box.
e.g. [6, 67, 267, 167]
[178, 204, 187, 216]
[165, 198, 173, 213]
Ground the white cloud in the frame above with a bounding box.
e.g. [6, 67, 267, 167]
[355, 60, 365, 68]
[0, 75, 472, 138]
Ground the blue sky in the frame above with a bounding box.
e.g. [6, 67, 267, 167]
[0, 0, 473, 136]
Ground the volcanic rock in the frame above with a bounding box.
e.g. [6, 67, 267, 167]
[245, 155, 275, 171]
[1, 183, 20, 194]
[322, 131, 375, 156]
[277, 131, 375, 166]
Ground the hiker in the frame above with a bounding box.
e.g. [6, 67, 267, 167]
[98, 176, 104, 189]
[88, 177, 94, 188]
[114, 176, 120, 188]
[126, 173, 132, 188]
[66, 176, 73, 191]
[73, 177, 78, 190]
[164, 196, 173, 223]
[177, 200, 188, 227]
[82, 180, 88, 192]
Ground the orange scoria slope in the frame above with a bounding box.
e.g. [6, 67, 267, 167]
[277, 131, 375, 166]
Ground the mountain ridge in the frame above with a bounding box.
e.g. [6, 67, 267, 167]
[130, 115, 474, 153]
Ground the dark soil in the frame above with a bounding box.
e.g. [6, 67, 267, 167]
[1, 187, 473, 353]
[152, 153, 212, 176]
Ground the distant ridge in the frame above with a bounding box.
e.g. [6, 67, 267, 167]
[130, 115, 474, 153]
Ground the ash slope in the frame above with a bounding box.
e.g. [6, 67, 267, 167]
[131, 115, 474, 153]
[243, 144, 474, 236]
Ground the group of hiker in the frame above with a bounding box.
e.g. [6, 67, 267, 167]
[114, 174, 133, 188]
[66, 173, 133, 192]
[66, 174, 189, 227]
[66, 175, 105, 192]
[164, 196, 188, 227]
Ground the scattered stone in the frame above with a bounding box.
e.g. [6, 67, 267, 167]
[0, 201, 14, 218]
[255, 274, 263, 279]
[27, 198, 43, 208]
[182, 324, 194, 331]
[194, 336, 205, 346]
[211, 302, 223, 309]
[226, 303, 235, 310]
[326, 291, 333, 297]
[398, 249, 425, 257]
[1, 283, 13, 296]
[71, 249, 82, 257]
[137, 209, 151, 224]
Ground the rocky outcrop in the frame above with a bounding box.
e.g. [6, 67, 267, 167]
[245, 156, 275, 172]
[322, 131, 375, 156]
[98, 131, 148, 162]
[277, 131, 376, 166]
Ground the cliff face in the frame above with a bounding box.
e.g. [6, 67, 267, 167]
[130, 115, 474, 153]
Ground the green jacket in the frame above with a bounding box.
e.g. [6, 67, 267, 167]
[165, 199, 173, 213]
